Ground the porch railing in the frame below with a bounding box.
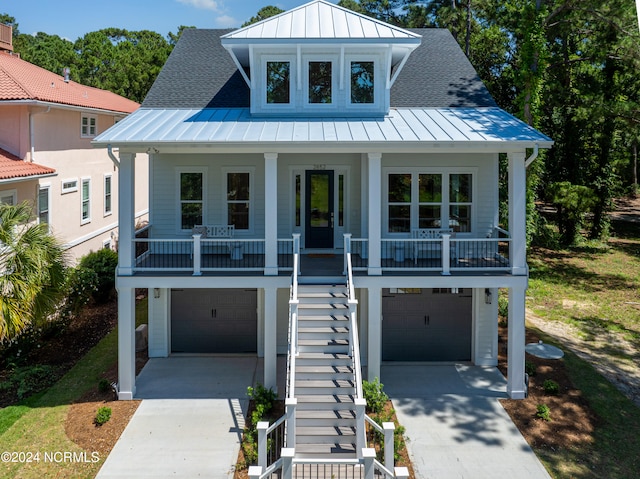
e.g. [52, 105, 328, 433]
[131, 236, 296, 274]
[344, 228, 511, 274]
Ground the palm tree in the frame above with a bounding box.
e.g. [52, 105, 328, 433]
[0, 201, 67, 342]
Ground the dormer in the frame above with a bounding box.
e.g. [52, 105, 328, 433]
[221, 0, 421, 117]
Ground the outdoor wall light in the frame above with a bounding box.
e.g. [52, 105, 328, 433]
[154, 288, 160, 299]
[484, 288, 492, 304]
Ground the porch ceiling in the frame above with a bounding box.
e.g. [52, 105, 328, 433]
[93, 107, 553, 153]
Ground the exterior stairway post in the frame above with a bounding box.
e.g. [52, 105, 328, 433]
[383, 421, 395, 470]
[257, 421, 269, 468]
[285, 398, 297, 450]
[355, 398, 367, 459]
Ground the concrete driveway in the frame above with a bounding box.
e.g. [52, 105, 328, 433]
[381, 364, 551, 479]
[96, 357, 260, 479]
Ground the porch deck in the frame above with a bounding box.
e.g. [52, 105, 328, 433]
[130, 252, 510, 277]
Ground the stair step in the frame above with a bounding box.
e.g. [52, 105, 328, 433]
[296, 417, 357, 428]
[299, 345, 349, 354]
[296, 366, 353, 380]
[297, 326, 350, 334]
[296, 353, 352, 367]
[297, 319, 349, 329]
[296, 409, 356, 420]
[296, 426, 356, 441]
[296, 394, 355, 404]
[298, 332, 349, 342]
[297, 291, 348, 299]
[294, 443, 357, 458]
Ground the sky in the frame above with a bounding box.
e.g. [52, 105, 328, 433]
[4, 0, 338, 41]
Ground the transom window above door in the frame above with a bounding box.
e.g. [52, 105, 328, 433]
[386, 171, 474, 233]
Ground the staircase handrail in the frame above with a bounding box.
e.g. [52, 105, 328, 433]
[346, 252, 363, 400]
[287, 234, 301, 399]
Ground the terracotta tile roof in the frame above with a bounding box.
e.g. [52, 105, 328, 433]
[0, 52, 139, 113]
[0, 148, 56, 181]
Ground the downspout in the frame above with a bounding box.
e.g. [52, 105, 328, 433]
[107, 144, 120, 168]
[29, 106, 51, 162]
[524, 143, 539, 168]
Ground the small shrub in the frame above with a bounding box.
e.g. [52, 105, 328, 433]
[543, 379, 560, 395]
[246, 383, 277, 427]
[525, 360, 537, 377]
[363, 377, 388, 415]
[63, 266, 99, 317]
[536, 403, 551, 421]
[98, 378, 112, 393]
[94, 406, 112, 426]
[5, 365, 60, 399]
[498, 293, 509, 319]
[79, 249, 118, 304]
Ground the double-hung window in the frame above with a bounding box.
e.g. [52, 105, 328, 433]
[81, 178, 91, 224]
[104, 174, 113, 216]
[386, 170, 474, 233]
[38, 186, 50, 226]
[0, 189, 16, 206]
[226, 171, 251, 231]
[179, 170, 205, 231]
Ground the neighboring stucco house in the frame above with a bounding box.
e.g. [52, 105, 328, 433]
[0, 26, 148, 261]
[94, 0, 552, 462]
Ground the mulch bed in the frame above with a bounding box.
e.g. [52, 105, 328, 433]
[498, 326, 597, 453]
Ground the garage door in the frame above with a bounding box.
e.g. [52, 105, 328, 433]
[171, 289, 257, 354]
[382, 288, 472, 361]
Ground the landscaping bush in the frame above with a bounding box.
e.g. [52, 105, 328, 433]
[543, 379, 560, 395]
[363, 377, 388, 415]
[94, 406, 112, 426]
[98, 378, 112, 393]
[240, 383, 278, 468]
[0, 365, 60, 400]
[525, 360, 537, 377]
[79, 249, 118, 304]
[536, 403, 551, 421]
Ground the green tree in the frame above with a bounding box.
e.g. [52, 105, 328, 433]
[73, 28, 172, 103]
[0, 13, 19, 35]
[13, 32, 77, 80]
[0, 202, 67, 342]
[242, 6, 285, 27]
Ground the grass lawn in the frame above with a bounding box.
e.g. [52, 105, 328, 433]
[521, 220, 640, 478]
[0, 298, 147, 479]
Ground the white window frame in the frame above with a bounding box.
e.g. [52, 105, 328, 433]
[81, 114, 97, 138]
[383, 167, 477, 236]
[261, 55, 296, 111]
[104, 173, 113, 216]
[222, 167, 254, 234]
[304, 55, 338, 109]
[37, 184, 51, 229]
[346, 55, 381, 111]
[81, 177, 91, 224]
[176, 167, 207, 233]
[0, 188, 17, 206]
[61, 178, 78, 194]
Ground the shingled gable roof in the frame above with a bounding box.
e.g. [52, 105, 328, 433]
[0, 148, 55, 182]
[0, 52, 139, 113]
[142, 27, 495, 110]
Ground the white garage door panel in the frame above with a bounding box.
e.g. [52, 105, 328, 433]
[382, 289, 472, 361]
[171, 289, 257, 354]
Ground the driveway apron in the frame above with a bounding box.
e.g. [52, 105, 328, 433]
[382, 364, 551, 479]
[96, 357, 258, 479]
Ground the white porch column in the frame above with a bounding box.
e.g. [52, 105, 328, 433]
[264, 153, 278, 275]
[507, 286, 527, 399]
[367, 153, 382, 275]
[117, 286, 136, 400]
[263, 286, 278, 392]
[367, 287, 382, 381]
[508, 151, 527, 275]
[117, 152, 136, 276]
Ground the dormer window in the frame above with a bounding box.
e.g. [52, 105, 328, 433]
[308, 61, 332, 104]
[266, 61, 291, 104]
[350, 61, 375, 104]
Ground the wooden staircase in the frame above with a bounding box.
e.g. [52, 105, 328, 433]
[293, 284, 358, 459]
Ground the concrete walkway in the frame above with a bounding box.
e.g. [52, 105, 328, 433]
[97, 359, 550, 479]
[381, 363, 551, 479]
